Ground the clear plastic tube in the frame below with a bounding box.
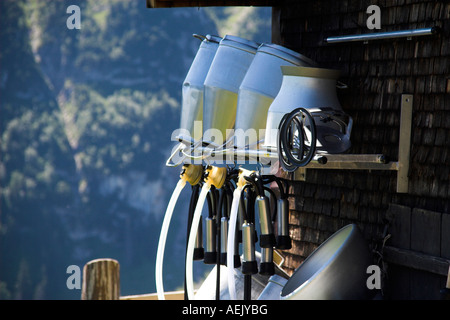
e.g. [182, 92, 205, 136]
[227, 187, 243, 300]
[155, 179, 187, 300]
[185, 183, 211, 299]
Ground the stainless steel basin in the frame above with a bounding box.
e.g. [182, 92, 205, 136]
[280, 224, 372, 300]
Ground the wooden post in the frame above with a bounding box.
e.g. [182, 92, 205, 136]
[397, 94, 413, 193]
[441, 265, 450, 300]
[445, 265, 450, 291]
[81, 258, 120, 300]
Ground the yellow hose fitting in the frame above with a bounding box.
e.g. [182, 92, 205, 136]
[237, 168, 254, 189]
[204, 166, 227, 189]
[180, 164, 203, 186]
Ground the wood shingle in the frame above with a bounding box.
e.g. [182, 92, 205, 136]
[275, 0, 449, 298]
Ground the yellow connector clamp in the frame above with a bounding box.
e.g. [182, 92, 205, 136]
[180, 164, 203, 186]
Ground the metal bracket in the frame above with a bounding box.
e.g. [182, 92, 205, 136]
[167, 96, 413, 193]
[286, 94, 413, 193]
[397, 94, 413, 193]
[294, 167, 307, 181]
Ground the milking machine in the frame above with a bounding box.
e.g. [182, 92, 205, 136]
[185, 165, 227, 299]
[157, 32, 371, 300]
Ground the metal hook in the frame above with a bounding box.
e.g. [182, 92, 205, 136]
[192, 34, 206, 41]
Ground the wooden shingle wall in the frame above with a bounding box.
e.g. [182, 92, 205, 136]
[274, 0, 450, 299]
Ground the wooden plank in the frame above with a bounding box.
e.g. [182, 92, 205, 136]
[411, 208, 441, 256]
[397, 94, 413, 193]
[409, 268, 443, 300]
[384, 246, 449, 277]
[442, 214, 450, 259]
[271, 6, 282, 44]
[120, 290, 185, 300]
[386, 203, 411, 249]
[386, 264, 411, 299]
[82, 258, 120, 300]
[147, 0, 275, 8]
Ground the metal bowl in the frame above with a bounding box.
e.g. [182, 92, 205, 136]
[280, 224, 373, 300]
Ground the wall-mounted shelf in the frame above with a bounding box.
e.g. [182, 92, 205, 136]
[169, 95, 413, 193]
[281, 94, 413, 194]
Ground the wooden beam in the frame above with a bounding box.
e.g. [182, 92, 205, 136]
[82, 258, 120, 300]
[383, 246, 450, 277]
[120, 290, 186, 300]
[396, 94, 413, 193]
[147, 0, 275, 8]
[386, 203, 411, 249]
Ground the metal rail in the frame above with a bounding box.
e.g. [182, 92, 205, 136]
[325, 27, 439, 44]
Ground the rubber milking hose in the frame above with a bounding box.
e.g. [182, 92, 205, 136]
[226, 186, 243, 300]
[263, 186, 278, 222]
[185, 182, 211, 300]
[155, 179, 187, 300]
[278, 107, 317, 171]
[242, 186, 257, 301]
[215, 187, 226, 300]
[184, 184, 200, 300]
[226, 169, 252, 300]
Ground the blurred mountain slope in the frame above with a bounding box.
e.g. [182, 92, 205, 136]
[0, 0, 270, 299]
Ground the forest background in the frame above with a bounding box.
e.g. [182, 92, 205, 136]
[0, 0, 271, 299]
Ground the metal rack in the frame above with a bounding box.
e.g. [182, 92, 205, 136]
[170, 94, 413, 193]
[283, 94, 413, 194]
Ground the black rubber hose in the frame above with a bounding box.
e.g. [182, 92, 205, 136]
[215, 188, 228, 300]
[239, 184, 252, 222]
[244, 274, 252, 300]
[263, 186, 278, 222]
[206, 191, 214, 219]
[261, 175, 287, 200]
[278, 108, 317, 171]
[243, 186, 257, 301]
[283, 108, 315, 166]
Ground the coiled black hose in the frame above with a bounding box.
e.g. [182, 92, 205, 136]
[278, 107, 317, 171]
